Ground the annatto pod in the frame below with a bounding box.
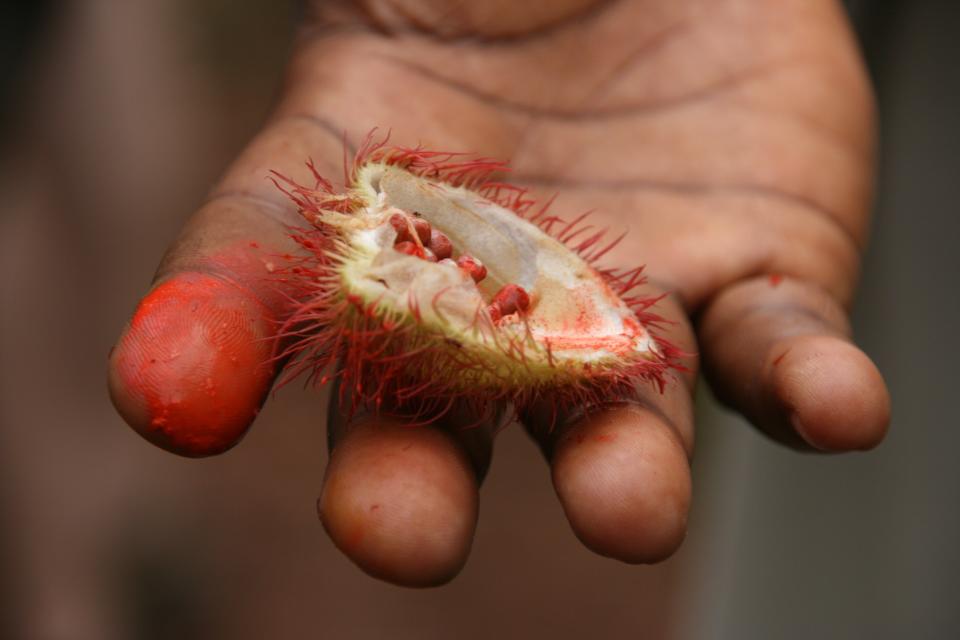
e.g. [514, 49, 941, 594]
[271, 132, 682, 424]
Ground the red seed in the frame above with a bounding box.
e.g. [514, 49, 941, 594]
[411, 217, 432, 244]
[491, 284, 530, 316]
[394, 241, 420, 257]
[456, 254, 487, 283]
[429, 229, 453, 260]
[389, 213, 412, 243]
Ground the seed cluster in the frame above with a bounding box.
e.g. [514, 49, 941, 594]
[389, 212, 530, 324]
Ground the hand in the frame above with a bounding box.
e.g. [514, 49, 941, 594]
[108, 0, 890, 586]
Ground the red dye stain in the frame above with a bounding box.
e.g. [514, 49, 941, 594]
[109, 272, 275, 457]
[456, 254, 487, 282]
[429, 229, 453, 260]
[343, 525, 366, 553]
[769, 273, 784, 286]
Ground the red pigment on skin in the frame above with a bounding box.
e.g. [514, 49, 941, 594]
[769, 273, 784, 286]
[109, 272, 274, 456]
[348, 528, 365, 549]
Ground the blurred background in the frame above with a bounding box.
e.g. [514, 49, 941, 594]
[1, 1, 957, 638]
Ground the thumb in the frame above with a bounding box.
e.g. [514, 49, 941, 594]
[108, 114, 348, 456]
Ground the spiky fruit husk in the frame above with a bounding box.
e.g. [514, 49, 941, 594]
[270, 132, 682, 425]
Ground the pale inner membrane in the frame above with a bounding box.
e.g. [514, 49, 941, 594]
[341, 164, 655, 364]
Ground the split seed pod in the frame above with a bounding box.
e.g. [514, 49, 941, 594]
[271, 133, 681, 424]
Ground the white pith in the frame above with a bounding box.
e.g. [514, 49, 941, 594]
[327, 163, 658, 382]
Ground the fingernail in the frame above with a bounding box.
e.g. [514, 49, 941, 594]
[790, 412, 828, 451]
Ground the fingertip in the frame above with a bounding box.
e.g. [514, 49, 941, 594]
[769, 335, 890, 452]
[318, 420, 478, 587]
[551, 405, 691, 564]
[108, 273, 276, 457]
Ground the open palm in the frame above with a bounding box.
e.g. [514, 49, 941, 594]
[109, 0, 889, 586]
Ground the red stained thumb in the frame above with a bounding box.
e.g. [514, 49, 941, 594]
[108, 272, 276, 457]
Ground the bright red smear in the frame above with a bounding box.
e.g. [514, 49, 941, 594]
[769, 273, 784, 286]
[540, 334, 637, 353]
[491, 283, 531, 317]
[429, 229, 453, 260]
[109, 273, 274, 457]
[456, 254, 487, 283]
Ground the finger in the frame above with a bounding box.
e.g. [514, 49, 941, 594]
[698, 275, 890, 451]
[108, 115, 348, 456]
[318, 399, 497, 587]
[525, 290, 698, 564]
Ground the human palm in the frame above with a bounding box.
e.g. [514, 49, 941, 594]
[109, 0, 889, 586]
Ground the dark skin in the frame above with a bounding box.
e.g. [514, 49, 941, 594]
[109, 0, 890, 587]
